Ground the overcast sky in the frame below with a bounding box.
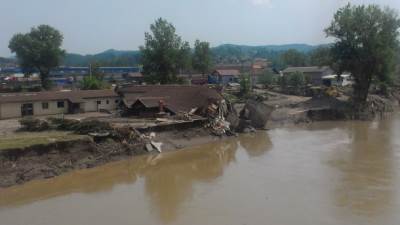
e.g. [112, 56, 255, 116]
[1, 0, 399, 56]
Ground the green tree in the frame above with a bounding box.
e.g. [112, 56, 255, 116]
[80, 76, 103, 90]
[288, 72, 306, 88]
[258, 71, 278, 86]
[240, 73, 251, 95]
[308, 47, 332, 67]
[325, 4, 400, 104]
[90, 62, 104, 81]
[9, 25, 65, 90]
[280, 49, 307, 67]
[140, 18, 191, 84]
[192, 40, 212, 75]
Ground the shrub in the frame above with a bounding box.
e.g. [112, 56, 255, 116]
[240, 73, 251, 95]
[288, 72, 306, 88]
[73, 120, 113, 134]
[47, 117, 80, 130]
[258, 72, 278, 86]
[19, 117, 50, 131]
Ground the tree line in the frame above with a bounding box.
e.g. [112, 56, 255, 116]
[8, 3, 400, 106]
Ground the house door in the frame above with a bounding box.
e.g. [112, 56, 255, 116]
[21, 103, 34, 117]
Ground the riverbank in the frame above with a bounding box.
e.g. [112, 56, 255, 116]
[0, 126, 231, 188]
[1, 89, 399, 188]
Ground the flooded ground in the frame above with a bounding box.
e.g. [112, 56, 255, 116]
[1, 112, 400, 225]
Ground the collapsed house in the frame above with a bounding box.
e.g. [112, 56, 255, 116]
[116, 85, 223, 117]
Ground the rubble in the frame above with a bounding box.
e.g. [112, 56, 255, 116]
[239, 98, 274, 129]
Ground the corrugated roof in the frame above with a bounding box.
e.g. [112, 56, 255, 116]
[282, 66, 332, 74]
[0, 90, 118, 104]
[118, 85, 222, 113]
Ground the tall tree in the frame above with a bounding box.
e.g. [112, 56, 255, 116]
[325, 4, 400, 104]
[308, 46, 333, 67]
[140, 18, 191, 84]
[192, 40, 212, 76]
[280, 49, 307, 67]
[9, 25, 65, 90]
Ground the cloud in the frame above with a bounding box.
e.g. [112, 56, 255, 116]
[250, 0, 272, 6]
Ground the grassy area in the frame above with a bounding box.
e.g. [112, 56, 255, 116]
[0, 131, 89, 151]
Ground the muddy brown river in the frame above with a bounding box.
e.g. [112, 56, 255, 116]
[1, 113, 400, 225]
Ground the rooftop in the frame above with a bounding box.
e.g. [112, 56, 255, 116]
[117, 85, 222, 113]
[0, 89, 118, 104]
[282, 66, 332, 74]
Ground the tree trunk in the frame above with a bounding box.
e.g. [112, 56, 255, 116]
[39, 69, 51, 90]
[353, 75, 372, 110]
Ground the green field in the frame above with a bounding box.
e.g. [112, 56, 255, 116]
[0, 132, 88, 151]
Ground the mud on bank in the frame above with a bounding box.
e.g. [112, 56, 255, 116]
[0, 127, 230, 188]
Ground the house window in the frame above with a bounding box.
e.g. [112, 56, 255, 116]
[97, 100, 101, 105]
[21, 103, 34, 116]
[106, 100, 110, 104]
[42, 102, 49, 110]
[57, 101, 64, 108]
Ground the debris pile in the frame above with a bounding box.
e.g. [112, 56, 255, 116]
[238, 98, 274, 131]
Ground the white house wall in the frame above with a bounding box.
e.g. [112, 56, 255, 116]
[0, 101, 69, 119]
[83, 97, 119, 112]
[0, 97, 119, 119]
[0, 103, 22, 119]
[33, 100, 69, 116]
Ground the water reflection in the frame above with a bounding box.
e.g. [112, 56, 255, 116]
[239, 132, 273, 157]
[142, 140, 238, 223]
[332, 118, 397, 216]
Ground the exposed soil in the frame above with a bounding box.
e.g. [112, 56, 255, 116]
[0, 127, 224, 188]
[1, 88, 399, 188]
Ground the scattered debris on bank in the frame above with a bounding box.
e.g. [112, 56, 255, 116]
[2, 85, 400, 188]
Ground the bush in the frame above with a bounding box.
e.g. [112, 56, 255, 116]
[47, 117, 80, 130]
[240, 73, 251, 95]
[288, 72, 306, 88]
[278, 75, 288, 89]
[258, 73, 278, 86]
[19, 117, 50, 131]
[47, 117, 112, 134]
[73, 120, 113, 134]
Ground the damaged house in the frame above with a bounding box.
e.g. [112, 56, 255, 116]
[117, 85, 223, 117]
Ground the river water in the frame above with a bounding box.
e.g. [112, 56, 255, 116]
[1, 112, 400, 225]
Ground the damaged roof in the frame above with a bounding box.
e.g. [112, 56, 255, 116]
[0, 90, 118, 104]
[117, 85, 223, 113]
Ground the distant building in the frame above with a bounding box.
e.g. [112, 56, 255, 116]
[117, 85, 222, 117]
[0, 90, 119, 119]
[177, 74, 208, 85]
[282, 66, 334, 85]
[208, 70, 240, 85]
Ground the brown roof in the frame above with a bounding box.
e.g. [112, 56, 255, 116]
[117, 85, 222, 113]
[214, 70, 240, 76]
[0, 90, 118, 104]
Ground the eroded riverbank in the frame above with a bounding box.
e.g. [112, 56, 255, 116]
[1, 112, 400, 225]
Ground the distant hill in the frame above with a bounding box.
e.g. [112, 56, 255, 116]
[0, 57, 17, 67]
[2, 44, 327, 67]
[62, 44, 325, 67]
[210, 44, 326, 65]
[63, 49, 141, 67]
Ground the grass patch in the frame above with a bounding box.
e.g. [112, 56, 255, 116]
[0, 131, 89, 151]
